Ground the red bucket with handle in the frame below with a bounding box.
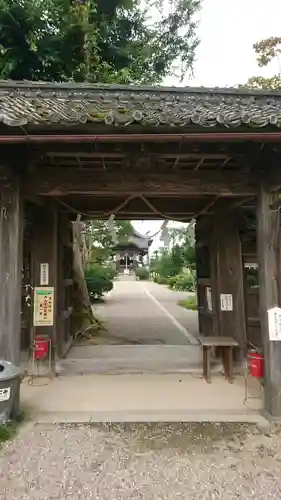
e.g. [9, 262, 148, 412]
[34, 336, 49, 361]
[247, 350, 264, 378]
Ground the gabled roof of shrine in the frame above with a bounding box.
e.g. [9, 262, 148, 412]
[0, 80, 281, 129]
[116, 226, 152, 251]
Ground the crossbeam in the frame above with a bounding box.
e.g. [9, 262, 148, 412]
[23, 169, 258, 197]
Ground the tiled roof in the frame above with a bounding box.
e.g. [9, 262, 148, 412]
[0, 81, 281, 128]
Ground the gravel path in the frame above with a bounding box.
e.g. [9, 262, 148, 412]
[92, 280, 198, 345]
[1, 422, 281, 499]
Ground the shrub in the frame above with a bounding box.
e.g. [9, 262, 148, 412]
[136, 267, 149, 280]
[170, 274, 195, 292]
[153, 275, 169, 285]
[177, 296, 197, 311]
[85, 263, 115, 302]
[167, 276, 177, 289]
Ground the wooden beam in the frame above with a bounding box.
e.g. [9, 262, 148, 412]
[23, 169, 258, 196]
[47, 152, 126, 158]
[158, 153, 229, 159]
[257, 186, 281, 417]
[46, 152, 236, 160]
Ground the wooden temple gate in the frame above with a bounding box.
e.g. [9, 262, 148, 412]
[0, 82, 281, 416]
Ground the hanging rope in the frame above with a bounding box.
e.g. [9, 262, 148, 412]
[53, 195, 137, 218]
[139, 195, 191, 222]
[53, 194, 192, 222]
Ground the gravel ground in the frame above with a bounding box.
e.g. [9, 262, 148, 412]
[1, 422, 281, 499]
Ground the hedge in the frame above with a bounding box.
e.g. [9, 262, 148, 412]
[85, 263, 117, 301]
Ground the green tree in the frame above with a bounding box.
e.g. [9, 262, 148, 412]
[0, 0, 200, 83]
[150, 224, 196, 277]
[241, 36, 281, 90]
[84, 219, 133, 264]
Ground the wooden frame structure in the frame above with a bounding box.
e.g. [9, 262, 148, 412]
[1, 81, 281, 415]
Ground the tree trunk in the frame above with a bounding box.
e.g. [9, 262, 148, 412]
[72, 221, 103, 336]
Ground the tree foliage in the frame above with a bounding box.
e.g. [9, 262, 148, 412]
[85, 219, 133, 264]
[0, 0, 200, 83]
[150, 224, 196, 278]
[253, 37, 281, 68]
[242, 36, 281, 90]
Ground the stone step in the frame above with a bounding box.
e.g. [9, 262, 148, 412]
[31, 409, 265, 424]
[56, 345, 220, 376]
[116, 272, 136, 281]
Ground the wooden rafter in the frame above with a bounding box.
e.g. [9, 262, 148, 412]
[194, 158, 204, 171]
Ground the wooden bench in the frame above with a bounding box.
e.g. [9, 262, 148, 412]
[198, 336, 239, 383]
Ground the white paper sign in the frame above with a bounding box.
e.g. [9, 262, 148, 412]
[0, 387, 11, 402]
[268, 307, 281, 341]
[220, 293, 233, 311]
[206, 287, 212, 311]
[40, 263, 49, 286]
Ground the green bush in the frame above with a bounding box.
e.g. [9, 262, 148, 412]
[85, 263, 115, 302]
[136, 267, 149, 280]
[177, 296, 197, 311]
[169, 273, 195, 292]
[153, 275, 168, 285]
[167, 276, 177, 288]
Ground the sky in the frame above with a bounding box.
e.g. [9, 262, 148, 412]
[133, 0, 281, 249]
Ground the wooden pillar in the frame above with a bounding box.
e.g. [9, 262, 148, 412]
[257, 186, 281, 416]
[210, 228, 220, 337]
[0, 178, 23, 365]
[31, 201, 58, 358]
[195, 219, 216, 337]
[56, 213, 74, 358]
[211, 214, 247, 349]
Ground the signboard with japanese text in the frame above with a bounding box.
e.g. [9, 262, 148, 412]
[33, 287, 54, 326]
[220, 293, 233, 311]
[268, 307, 281, 341]
[40, 263, 49, 286]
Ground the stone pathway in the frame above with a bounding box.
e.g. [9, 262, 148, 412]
[88, 280, 198, 345]
[1, 422, 281, 499]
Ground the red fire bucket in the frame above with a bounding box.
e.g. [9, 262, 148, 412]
[247, 351, 264, 378]
[34, 336, 49, 361]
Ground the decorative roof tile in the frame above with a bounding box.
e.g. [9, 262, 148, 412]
[0, 81, 281, 129]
